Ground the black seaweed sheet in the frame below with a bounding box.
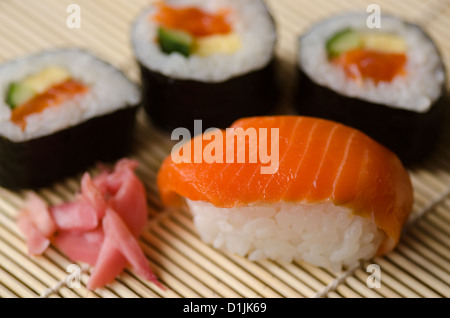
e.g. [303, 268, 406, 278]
[139, 59, 279, 135]
[295, 67, 448, 165]
[0, 106, 138, 189]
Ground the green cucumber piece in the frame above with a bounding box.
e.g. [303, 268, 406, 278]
[157, 27, 194, 57]
[326, 28, 363, 58]
[6, 82, 36, 109]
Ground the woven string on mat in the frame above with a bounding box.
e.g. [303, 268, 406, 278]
[39, 185, 450, 298]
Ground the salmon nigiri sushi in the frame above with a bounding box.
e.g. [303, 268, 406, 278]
[157, 116, 413, 271]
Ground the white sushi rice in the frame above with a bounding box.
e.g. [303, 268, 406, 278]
[132, 0, 276, 83]
[299, 13, 445, 113]
[0, 49, 140, 142]
[187, 199, 385, 272]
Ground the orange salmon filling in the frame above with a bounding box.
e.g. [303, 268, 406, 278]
[153, 3, 232, 37]
[333, 49, 407, 83]
[11, 79, 89, 130]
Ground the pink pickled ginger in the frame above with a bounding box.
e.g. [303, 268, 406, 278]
[16, 159, 162, 290]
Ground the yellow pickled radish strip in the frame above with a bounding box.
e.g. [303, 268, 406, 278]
[22, 66, 71, 94]
[361, 33, 407, 54]
[194, 33, 241, 57]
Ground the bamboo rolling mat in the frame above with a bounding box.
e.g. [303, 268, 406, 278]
[0, 0, 449, 298]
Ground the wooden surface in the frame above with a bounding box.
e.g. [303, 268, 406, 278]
[0, 0, 449, 298]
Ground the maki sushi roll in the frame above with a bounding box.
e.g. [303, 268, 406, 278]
[296, 13, 447, 164]
[132, 0, 278, 134]
[0, 49, 141, 189]
[157, 116, 413, 271]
